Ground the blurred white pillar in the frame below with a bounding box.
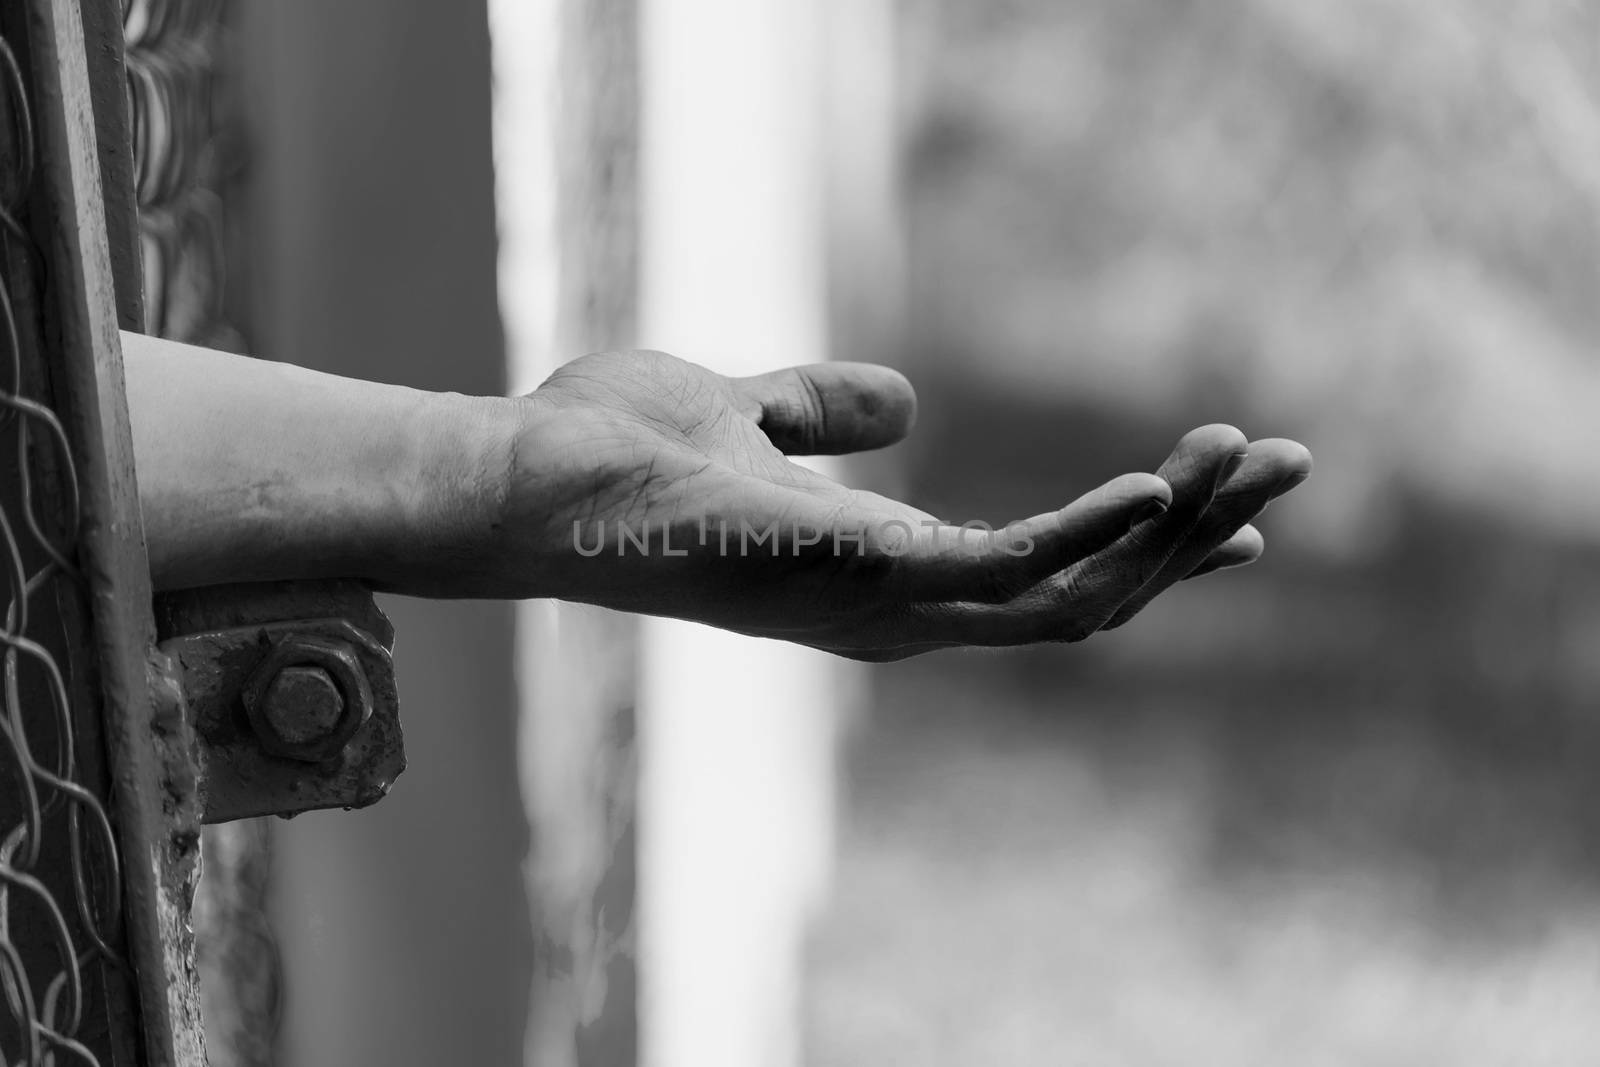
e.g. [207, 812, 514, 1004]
[486, 0, 559, 405]
[492, 0, 890, 1062]
[638, 3, 844, 1067]
[491, 1, 642, 1065]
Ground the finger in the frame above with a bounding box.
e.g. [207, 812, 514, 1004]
[872, 425, 1249, 648]
[1184, 524, 1263, 579]
[885, 472, 1172, 603]
[1100, 438, 1311, 629]
[821, 521, 1258, 658]
[1049, 423, 1250, 631]
[733, 363, 917, 455]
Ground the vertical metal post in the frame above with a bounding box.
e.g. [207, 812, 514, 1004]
[2, 0, 207, 1062]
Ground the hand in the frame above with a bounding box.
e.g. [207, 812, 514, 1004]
[486, 350, 1310, 660]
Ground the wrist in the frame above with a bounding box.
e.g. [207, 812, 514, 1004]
[376, 390, 521, 597]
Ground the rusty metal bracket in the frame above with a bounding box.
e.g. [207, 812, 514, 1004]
[153, 580, 406, 823]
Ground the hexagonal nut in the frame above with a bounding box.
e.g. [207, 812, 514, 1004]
[260, 666, 345, 745]
[241, 634, 375, 762]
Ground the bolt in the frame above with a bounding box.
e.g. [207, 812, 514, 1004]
[260, 665, 345, 748]
[241, 634, 375, 763]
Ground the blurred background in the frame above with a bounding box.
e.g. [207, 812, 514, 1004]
[814, 4, 1600, 1065]
[196, 0, 1600, 1064]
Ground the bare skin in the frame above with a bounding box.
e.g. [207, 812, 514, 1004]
[125, 335, 1311, 660]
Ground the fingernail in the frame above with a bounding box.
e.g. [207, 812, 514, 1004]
[1129, 498, 1168, 527]
[1272, 470, 1309, 497]
[1216, 451, 1248, 488]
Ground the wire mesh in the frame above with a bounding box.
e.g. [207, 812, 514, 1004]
[0, 21, 130, 1067]
[125, 0, 242, 352]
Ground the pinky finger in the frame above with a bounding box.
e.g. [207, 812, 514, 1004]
[1182, 524, 1263, 581]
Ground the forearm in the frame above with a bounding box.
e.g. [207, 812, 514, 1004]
[124, 332, 511, 594]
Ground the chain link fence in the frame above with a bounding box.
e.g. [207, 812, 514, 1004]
[0, 16, 135, 1064]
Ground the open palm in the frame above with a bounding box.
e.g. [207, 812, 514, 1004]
[499, 350, 1310, 660]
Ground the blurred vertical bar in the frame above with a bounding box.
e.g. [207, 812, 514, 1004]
[820, 0, 905, 448]
[487, 0, 641, 1064]
[636, 2, 852, 1066]
[806, 0, 904, 1055]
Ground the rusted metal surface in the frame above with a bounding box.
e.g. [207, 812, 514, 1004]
[247, 664, 350, 758]
[240, 637, 374, 764]
[155, 581, 403, 824]
[160, 620, 401, 822]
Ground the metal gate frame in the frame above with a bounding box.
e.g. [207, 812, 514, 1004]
[3, 2, 408, 1064]
[2, 0, 207, 1061]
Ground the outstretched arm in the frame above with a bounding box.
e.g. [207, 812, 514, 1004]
[124, 333, 1310, 660]
[124, 331, 507, 595]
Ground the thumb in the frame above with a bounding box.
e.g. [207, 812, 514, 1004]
[732, 362, 918, 455]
